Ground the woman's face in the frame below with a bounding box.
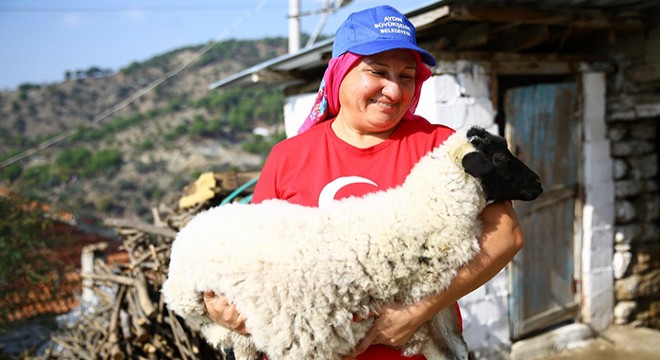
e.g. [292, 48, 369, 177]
[337, 49, 417, 134]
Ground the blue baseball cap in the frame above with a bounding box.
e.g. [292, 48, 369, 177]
[332, 5, 436, 66]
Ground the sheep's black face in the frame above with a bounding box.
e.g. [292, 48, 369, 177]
[462, 127, 543, 202]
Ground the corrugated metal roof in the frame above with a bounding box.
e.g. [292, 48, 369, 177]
[208, 38, 333, 90]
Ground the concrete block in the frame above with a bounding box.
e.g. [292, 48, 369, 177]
[510, 323, 595, 360]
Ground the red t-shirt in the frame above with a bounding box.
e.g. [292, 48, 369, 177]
[252, 118, 459, 360]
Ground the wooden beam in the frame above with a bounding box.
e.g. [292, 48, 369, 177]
[432, 51, 608, 75]
[447, 4, 645, 31]
[435, 50, 602, 62]
[626, 63, 660, 83]
[419, 36, 452, 52]
[496, 24, 551, 52]
[493, 60, 575, 75]
[409, 5, 451, 31]
[456, 23, 489, 50]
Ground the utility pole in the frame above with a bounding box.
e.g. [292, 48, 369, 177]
[289, 0, 301, 53]
[289, 0, 354, 51]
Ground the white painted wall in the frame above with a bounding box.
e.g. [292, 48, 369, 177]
[418, 63, 498, 134]
[283, 92, 317, 138]
[580, 71, 615, 331]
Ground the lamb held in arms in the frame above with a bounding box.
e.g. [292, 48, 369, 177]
[162, 126, 543, 360]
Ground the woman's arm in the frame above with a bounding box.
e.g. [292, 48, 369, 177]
[345, 201, 524, 358]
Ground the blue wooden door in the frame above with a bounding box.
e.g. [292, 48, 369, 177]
[506, 83, 579, 339]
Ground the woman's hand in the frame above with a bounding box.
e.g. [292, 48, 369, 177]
[203, 291, 250, 335]
[342, 302, 426, 359]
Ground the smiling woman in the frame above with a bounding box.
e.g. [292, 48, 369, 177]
[334, 50, 419, 148]
[196, 4, 525, 360]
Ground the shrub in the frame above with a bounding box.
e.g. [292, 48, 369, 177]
[55, 147, 91, 174]
[190, 114, 207, 137]
[22, 165, 62, 187]
[164, 124, 187, 141]
[139, 139, 155, 151]
[94, 195, 113, 212]
[85, 149, 122, 176]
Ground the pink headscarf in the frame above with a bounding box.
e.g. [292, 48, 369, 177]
[298, 51, 433, 134]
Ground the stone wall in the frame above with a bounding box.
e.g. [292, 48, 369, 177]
[609, 116, 659, 328]
[608, 5, 660, 328]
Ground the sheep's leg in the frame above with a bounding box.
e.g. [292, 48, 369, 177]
[423, 308, 469, 360]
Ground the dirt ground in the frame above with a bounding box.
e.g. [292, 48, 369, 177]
[540, 325, 660, 360]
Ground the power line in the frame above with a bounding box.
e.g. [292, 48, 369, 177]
[0, 0, 272, 170]
[0, 5, 283, 13]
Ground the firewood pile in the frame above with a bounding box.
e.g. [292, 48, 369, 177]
[36, 171, 258, 360]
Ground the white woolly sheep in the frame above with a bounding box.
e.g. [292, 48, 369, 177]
[162, 126, 543, 360]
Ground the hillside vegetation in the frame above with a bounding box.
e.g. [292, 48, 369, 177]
[0, 37, 290, 222]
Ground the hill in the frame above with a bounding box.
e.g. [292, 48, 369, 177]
[0, 37, 290, 222]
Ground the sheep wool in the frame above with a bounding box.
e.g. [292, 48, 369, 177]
[162, 127, 539, 360]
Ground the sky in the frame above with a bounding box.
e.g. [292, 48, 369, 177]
[0, 0, 430, 90]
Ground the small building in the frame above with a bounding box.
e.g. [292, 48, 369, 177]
[210, 1, 659, 358]
[0, 188, 124, 324]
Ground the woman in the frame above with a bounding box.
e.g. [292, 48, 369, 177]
[204, 5, 523, 360]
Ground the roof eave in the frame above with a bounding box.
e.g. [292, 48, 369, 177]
[208, 38, 333, 90]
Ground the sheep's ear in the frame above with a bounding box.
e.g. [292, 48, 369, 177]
[466, 126, 486, 140]
[462, 152, 494, 178]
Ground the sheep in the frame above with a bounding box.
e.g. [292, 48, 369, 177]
[161, 126, 543, 360]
